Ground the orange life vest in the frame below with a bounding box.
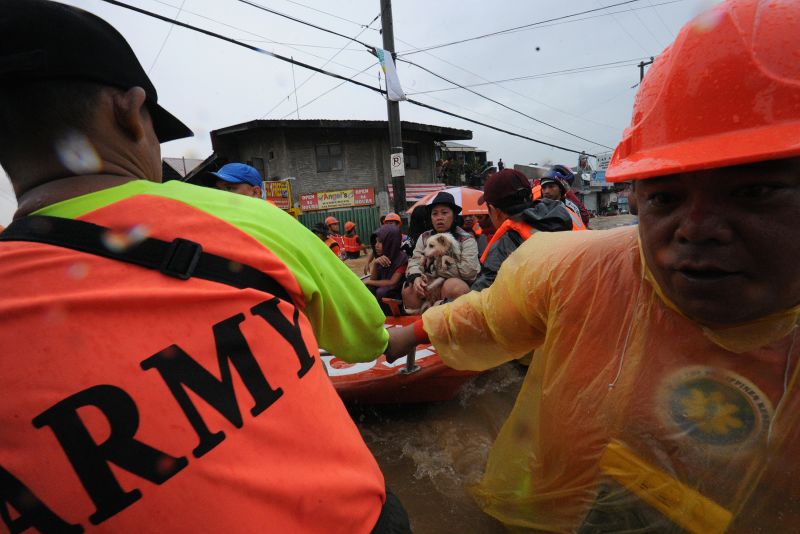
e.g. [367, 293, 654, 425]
[480, 219, 535, 264]
[324, 237, 342, 256]
[566, 206, 587, 231]
[329, 232, 346, 252]
[343, 234, 361, 253]
[479, 205, 585, 264]
[0, 195, 384, 533]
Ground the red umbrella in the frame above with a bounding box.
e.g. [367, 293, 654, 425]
[406, 187, 487, 215]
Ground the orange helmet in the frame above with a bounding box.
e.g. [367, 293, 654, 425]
[384, 212, 401, 223]
[325, 216, 339, 226]
[606, 0, 800, 182]
[344, 221, 356, 231]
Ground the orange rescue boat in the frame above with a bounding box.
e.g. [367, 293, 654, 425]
[322, 315, 481, 404]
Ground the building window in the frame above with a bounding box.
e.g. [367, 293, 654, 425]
[315, 143, 343, 172]
[403, 142, 419, 169]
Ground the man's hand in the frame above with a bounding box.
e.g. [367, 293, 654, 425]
[385, 325, 419, 363]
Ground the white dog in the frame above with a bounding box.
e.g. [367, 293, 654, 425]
[405, 233, 461, 314]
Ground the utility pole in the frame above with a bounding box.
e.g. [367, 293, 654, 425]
[380, 0, 406, 215]
[638, 56, 655, 82]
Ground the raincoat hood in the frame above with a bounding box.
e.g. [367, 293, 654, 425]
[375, 224, 407, 280]
[518, 198, 573, 233]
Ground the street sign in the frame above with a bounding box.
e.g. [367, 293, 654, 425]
[390, 152, 405, 178]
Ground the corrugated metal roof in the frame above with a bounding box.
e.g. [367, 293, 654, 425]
[162, 157, 205, 177]
[212, 119, 472, 141]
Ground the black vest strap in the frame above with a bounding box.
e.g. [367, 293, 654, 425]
[0, 215, 293, 303]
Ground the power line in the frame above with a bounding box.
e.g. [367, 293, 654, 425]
[236, 0, 373, 50]
[147, 0, 187, 74]
[398, 0, 647, 55]
[406, 58, 650, 95]
[396, 35, 624, 132]
[279, 63, 379, 120]
[278, 0, 382, 31]
[96, 0, 593, 156]
[144, 0, 368, 74]
[646, 0, 676, 39]
[399, 58, 613, 149]
[262, 13, 380, 118]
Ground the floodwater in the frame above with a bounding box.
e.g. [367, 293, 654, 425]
[349, 363, 526, 533]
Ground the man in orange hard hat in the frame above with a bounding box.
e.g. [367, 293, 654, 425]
[325, 215, 346, 257]
[387, 0, 800, 531]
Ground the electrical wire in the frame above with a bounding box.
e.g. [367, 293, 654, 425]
[143, 0, 367, 74]
[147, 0, 187, 74]
[279, 63, 379, 120]
[96, 0, 594, 156]
[395, 35, 624, 132]
[406, 58, 650, 95]
[262, 13, 380, 118]
[398, 0, 649, 55]
[399, 58, 613, 149]
[236, 0, 373, 50]
[278, 0, 382, 31]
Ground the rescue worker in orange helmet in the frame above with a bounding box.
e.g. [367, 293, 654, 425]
[0, 2, 410, 532]
[342, 220, 363, 260]
[325, 215, 346, 255]
[311, 222, 344, 259]
[383, 212, 402, 226]
[472, 169, 572, 291]
[387, 0, 800, 531]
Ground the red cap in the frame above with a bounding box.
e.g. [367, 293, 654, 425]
[478, 169, 532, 208]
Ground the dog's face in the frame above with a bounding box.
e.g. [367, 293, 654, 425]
[424, 233, 456, 259]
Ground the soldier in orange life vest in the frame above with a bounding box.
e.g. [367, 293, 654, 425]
[387, 0, 800, 530]
[325, 215, 346, 253]
[472, 169, 572, 291]
[0, 2, 410, 532]
[342, 221, 363, 259]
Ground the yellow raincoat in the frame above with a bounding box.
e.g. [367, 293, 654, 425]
[422, 225, 800, 533]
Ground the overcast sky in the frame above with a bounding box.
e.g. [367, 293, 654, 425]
[0, 0, 723, 225]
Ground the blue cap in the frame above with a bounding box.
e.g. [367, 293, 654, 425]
[211, 163, 263, 187]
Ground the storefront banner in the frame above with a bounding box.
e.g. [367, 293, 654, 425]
[353, 188, 375, 206]
[263, 180, 291, 209]
[301, 187, 375, 211]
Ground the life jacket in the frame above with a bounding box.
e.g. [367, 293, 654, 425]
[532, 183, 542, 201]
[566, 206, 587, 231]
[343, 234, 361, 253]
[325, 237, 343, 258]
[329, 232, 346, 252]
[0, 195, 385, 533]
[480, 219, 535, 264]
[479, 207, 584, 264]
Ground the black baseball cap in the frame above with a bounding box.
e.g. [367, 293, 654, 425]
[0, 0, 193, 143]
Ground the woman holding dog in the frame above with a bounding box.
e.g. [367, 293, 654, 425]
[402, 192, 480, 312]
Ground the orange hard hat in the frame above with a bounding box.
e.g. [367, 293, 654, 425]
[384, 212, 401, 223]
[344, 221, 356, 231]
[606, 0, 800, 182]
[325, 216, 339, 226]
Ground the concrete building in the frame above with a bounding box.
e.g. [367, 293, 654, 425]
[187, 119, 472, 213]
